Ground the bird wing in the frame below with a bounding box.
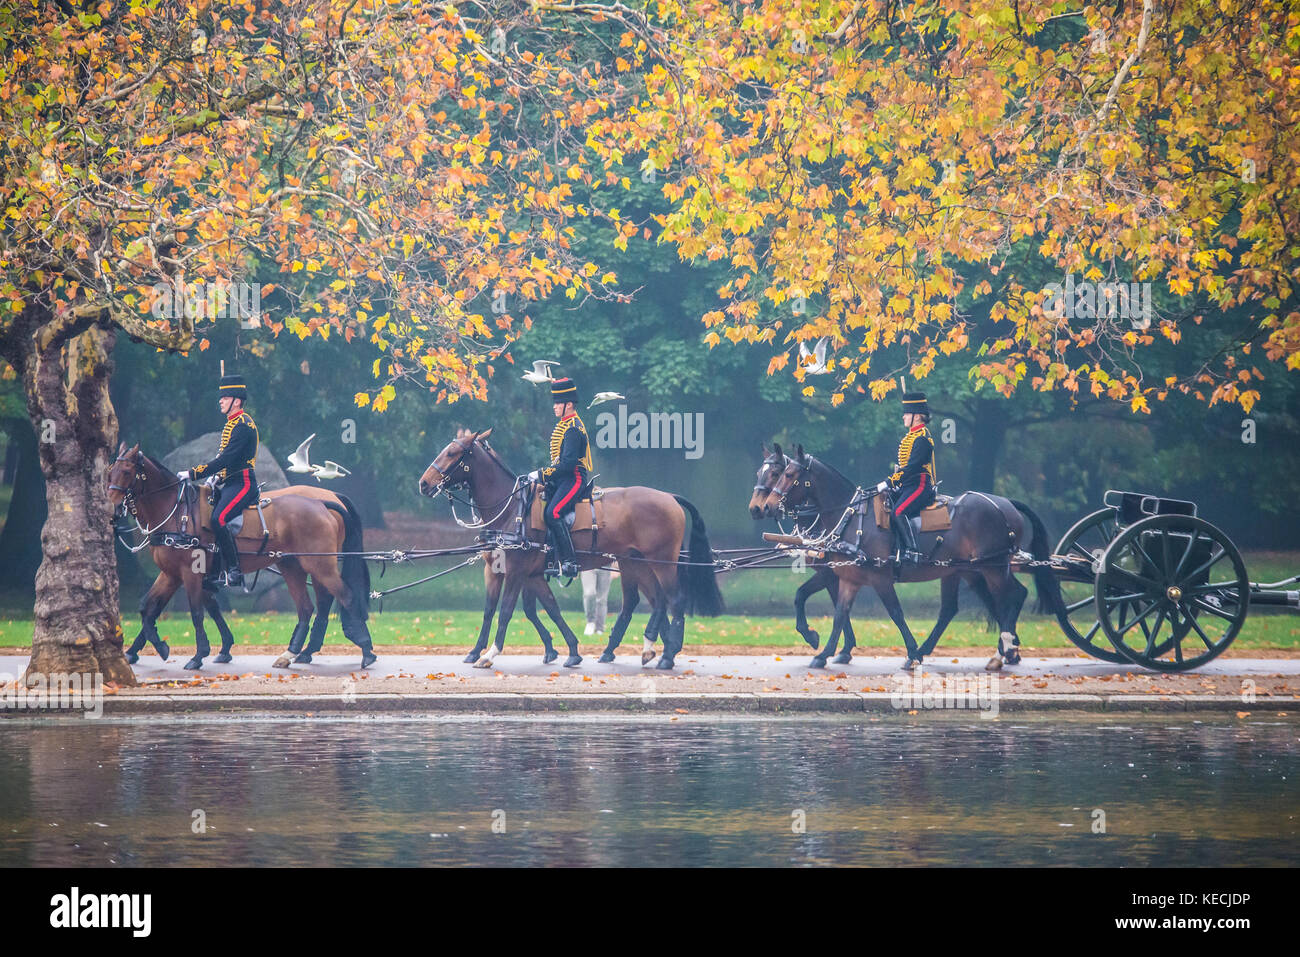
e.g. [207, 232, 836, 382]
[288, 433, 316, 468]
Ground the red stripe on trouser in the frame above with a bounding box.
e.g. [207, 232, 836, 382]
[551, 468, 582, 519]
[218, 470, 252, 525]
[893, 473, 927, 515]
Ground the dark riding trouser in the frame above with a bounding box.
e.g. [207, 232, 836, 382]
[544, 468, 585, 571]
[212, 469, 257, 577]
[891, 473, 935, 555]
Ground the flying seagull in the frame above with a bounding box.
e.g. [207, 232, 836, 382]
[522, 359, 561, 384]
[286, 434, 318, 474]
[798, 337, 831, 375]
[588, 392, 625, 408]
[313, 461, 351, 481]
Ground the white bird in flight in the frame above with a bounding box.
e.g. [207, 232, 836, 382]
[588, 392, 625, 408]
[522, 359, 561, 384]
[313, 461, 351, 481]
[798, 337, 831, 375]
[286, 434, 318, 474]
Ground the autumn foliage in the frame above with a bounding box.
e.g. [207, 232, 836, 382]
[587, 0, 1300, 413]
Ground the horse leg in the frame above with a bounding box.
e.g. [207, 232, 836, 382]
[874, 580, 922, 670]
[655, 567, 686, 671]
[465, 567, 504, 664]
[183, 578, 211, 671]
[304, 581, 334, 657]
[812, 578, 859, 668]
[530, 579, 583, 668]
[914, 574, 962, 664]
[522, 583, 559, 664]
[794, 570, 824, 650]
[277, 565, 314, 666]
[308, 559, 375, 669]
[475, 575, 525, 669]
[129, 572, 178, 664]
[644, 575, 670, 666]
[206, 592, 237, 664]
[983, 570, 1028, 671]
[599, 574, 640, 663]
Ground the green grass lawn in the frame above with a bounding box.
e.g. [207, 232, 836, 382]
[1, 551, 1296, 651]
[1, 609, 1298, 654]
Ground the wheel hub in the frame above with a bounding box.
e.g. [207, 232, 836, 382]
[1166, 585, 1182, 602]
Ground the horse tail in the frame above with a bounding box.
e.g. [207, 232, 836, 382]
[672, 495, 725, 617]
[323, 495, 370, 621]
[1009, 499, 1063, 616]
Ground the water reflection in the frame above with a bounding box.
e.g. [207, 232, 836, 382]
[0, 716, 1295, 866]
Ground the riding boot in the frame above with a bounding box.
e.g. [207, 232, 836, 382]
[892, 513, 925, 565]
[216, 524, 243, 587]
[548, 520, 580, 579]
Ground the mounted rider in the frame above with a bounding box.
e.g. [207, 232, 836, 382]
[527, 376, 591, 579]
[176, 373, 259, 587]
[874, 391, 937, 565]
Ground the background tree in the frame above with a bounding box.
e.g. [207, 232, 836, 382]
[0, 0, 671, 680]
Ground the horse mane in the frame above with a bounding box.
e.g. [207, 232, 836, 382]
[476, 438, 516, 477]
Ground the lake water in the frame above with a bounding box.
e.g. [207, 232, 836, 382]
[0, 715, 1295, 866]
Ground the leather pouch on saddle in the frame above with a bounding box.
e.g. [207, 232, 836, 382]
[874, 493, 953, 532]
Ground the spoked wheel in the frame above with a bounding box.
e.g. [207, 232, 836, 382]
[1094, 514, 1248, 672]
[1052, 508, 1129, 664]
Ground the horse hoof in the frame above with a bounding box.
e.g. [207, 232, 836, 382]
[1003, 647, 1022, 666]
[641, 650, 657, 666]
[293, 652, 312, 665]
[361, 651, 377, 668]
[463, 652, 480, 664]
[563, 655, 582, 668]
[155, 641, 170, 661]
[902, 657, 919, 672]
[598, 651, 615, 664]
[542, 650, 558, 664]
[184, 657, 203, 671]
[472, 657, 493, 669]
[124, 651, 138, 665]
[808, 657, 827, 669]
[655, 657, 674, 671]
[832, 652, 852, 665]
[213, 652, 232, 664]
[985, 656, 1004, 672]
[272, 654, 293, 669]
[804, 630, 820, 650]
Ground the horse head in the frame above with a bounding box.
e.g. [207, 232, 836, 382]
[106, 442, 144, 519]
[419, 427, 493, 497]
[750, 442, 791, 519]
[764, 443, 814, 518]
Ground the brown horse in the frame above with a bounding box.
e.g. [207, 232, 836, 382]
[748, 443, 859, 654]
[418, 428, 723, 670]
[762, 445, 1062, 670]
[107, 444, 376, 670]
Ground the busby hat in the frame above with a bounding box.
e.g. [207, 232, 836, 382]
[551, 377, 578, 404]
[219, 374, 247, 400]
[901, 391, 930, 416]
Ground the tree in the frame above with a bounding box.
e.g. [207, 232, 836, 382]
[0, 0, 665, 680]
[588, 0, 1300, 411]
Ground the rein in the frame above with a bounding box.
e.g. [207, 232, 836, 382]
[112, 453, 191, 550]
[428, 437, 527, 531]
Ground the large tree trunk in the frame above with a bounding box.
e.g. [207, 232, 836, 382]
[0, 418, 46, 593]
[20, 323, 135, 686]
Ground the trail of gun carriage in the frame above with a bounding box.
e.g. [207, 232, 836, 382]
[1, 0, 1299, 879]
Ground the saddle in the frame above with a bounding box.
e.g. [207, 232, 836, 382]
[529, 481, 604, 535]
[873, 492, 953, 532]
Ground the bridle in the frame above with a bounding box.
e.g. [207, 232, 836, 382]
[758, 452, 821, 532]
[109, 450, 188, 549]
[423, 435, 526, 530]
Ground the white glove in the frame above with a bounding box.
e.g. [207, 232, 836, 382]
[177, 470, 191, 481]
[875, 480, 889, 493]
[527, 470, 540, 482]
